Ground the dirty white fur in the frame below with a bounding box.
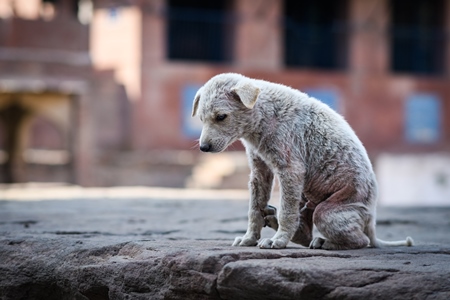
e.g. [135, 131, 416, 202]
[192, 73, 413, 250]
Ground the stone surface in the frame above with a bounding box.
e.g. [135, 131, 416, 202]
[1, 187, 450, 299]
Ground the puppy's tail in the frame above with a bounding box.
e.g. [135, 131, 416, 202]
[372, 236, 414, 247]
[366, 218, 414, 248]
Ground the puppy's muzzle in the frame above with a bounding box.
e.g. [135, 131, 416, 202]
[199, 143, 212, 152]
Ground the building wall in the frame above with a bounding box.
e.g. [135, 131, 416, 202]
[136, 0, 450, 157]
[0, 0, 448, 187]
[377, 153, 450, 205]
[90, 4, 142, 102]
[0, 0, 129, 185]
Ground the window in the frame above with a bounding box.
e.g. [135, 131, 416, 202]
[390, 0, 445, 75]
[305, 89, 340, 112]
[182, 84, 203, 138]
[284, 0, 348, 69]
[167, 0, 233, 63]
[405, 93, 441, 143]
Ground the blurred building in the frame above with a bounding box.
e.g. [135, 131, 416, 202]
[0, 0, 128, 185]
[90, 0, 450, 154]
[0, 0, 449, 196]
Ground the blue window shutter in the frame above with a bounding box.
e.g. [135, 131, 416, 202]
[305, 89, 339, 112]
[182, 84, 203, 138]
[405, 93, 441, 143]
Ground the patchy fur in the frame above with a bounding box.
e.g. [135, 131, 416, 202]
[192, 73, 413, 250]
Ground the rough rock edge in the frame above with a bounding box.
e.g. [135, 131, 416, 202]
[1, 238, 450, 300]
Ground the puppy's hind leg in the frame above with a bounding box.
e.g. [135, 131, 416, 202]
[263, 205, 278, 230]
[311, 201, 370, 250]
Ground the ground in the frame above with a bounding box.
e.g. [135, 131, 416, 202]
[0, 186, 449, 299]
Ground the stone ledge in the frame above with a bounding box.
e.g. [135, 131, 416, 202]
[1, 238, 449, 300]
[1, 195, 449, 299]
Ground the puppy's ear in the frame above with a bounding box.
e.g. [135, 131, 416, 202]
[231, 82, 260, 109]
[192, 87, 203, 117]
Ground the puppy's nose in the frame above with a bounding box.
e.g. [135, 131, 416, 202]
[200, 143, 212, 152]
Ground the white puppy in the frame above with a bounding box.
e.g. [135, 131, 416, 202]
[192, 73, 413, 250]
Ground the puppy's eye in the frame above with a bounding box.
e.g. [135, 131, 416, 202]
[215, 114, 227, 122]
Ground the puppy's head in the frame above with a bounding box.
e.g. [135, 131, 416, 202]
[192, 73, 260, 153]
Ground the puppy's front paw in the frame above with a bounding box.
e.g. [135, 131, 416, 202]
[258, 238, 273, 249]
[232, 236, 258, 247]
[309, 237, 326, 249]
[258, 238, 288, 249]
